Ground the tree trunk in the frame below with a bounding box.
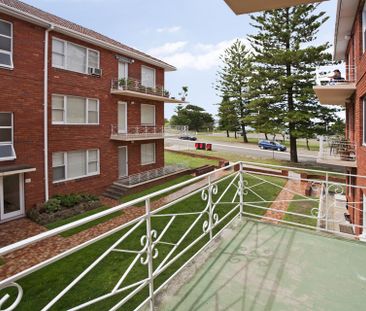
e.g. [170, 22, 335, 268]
[226, 130, 230, 138]
[234, 131, 237, 139]
[306, 138, 310, 151]
[265, 133, 268, 140]
[241, 124, 248, 143]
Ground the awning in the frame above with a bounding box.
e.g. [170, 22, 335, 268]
[0, 165, 36, 177]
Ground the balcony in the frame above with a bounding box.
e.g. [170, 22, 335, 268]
[313, 66, 356, 106]
[224, 0, 326, 14]
[1, 162, 366, 310]
[110, 125, 186, 141]
[111, 78, 186, 103]
[317, 136, 357, 167]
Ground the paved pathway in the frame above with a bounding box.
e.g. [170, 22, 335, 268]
[0, 170, 228, 281]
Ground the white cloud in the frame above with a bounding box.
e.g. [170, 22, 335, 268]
[148, 41, 188, 56]
[149, 38, 251, 71]
[156, 26, 182, 33]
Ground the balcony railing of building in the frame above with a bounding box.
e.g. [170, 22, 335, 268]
[1, 161, 366, 310]
[314, 65, 357, 106]
[111, 78, 186, 103]
[318, 136, 356, 167]
[110, 125, 188, 141]
[116, 165, 188, 187]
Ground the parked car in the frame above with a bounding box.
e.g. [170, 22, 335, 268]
[179, 135, 197, 141]
[258, 140, 287, 151]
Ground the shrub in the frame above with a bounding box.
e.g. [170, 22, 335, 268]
[44, 198, 62, 214]
[53, 194, 83, 208]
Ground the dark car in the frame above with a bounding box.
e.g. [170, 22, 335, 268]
[258, 140, 286, 152]
[179, 135, 197, 141]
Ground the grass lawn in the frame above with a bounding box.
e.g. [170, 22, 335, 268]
[283, 195, 318, 227]
[45, 206, 123, 237]
[196, 134, 320, 151]
[4, 172, 286, 310]
[165, 150, 218, 168]
[183, 149, 344, 174]
[120, 175, 194, 207]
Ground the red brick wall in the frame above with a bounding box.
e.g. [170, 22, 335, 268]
[0, 13, 167, 213]
[0, 13, 45, 210]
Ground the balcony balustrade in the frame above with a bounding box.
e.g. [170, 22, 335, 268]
[110, 125, 187, 141]
[318, 136, 357, 167]
[111, 78, 186, 103]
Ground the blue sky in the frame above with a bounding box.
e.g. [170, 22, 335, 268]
[24, 0, 338, 119]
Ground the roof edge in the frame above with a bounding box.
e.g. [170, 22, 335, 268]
[0, 3, 177, 71]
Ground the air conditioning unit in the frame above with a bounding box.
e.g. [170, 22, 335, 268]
[88, 67, 102, 76]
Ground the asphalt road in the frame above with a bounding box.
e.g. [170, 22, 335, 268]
[166, 138, 319, 163]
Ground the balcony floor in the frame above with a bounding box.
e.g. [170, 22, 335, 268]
[159, 219, 366, 311]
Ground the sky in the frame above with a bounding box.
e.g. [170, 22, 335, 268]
[23, 0, 338, 119]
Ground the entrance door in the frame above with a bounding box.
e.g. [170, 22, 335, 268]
[118, 147, 128, 178]
[0, 174, 25, 221]
[118, 61, 128, 89]
[118, 102, 127, 134]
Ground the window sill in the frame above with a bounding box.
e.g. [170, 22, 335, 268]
[51, 66, 101, 78]
[141, 162, 156, 166]
[0, 65, 14, 71]
[52, 123, 100, 126]
[0, 156, 16, 162]
[53, 172, 100, 184]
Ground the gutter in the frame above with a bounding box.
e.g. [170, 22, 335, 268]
[44, 24, 54, 202]
[0, 3, 176, 71]
[333, 0, 342, 60]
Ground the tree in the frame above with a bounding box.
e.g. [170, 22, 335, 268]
[249, 5, 337, 162]
[217, 96, 240, 138]
[170, 104, 214, 132]
[216, 40, 252, 143]
[328, 117, 346, 137]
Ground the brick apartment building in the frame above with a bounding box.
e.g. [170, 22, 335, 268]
[0, 0, 183, 223]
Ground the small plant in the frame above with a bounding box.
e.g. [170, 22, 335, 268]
[53, 193, 82, 208]
[44, 198, 62, 214]
[164, 90, 170, 98]
[179, 86, 188, 101]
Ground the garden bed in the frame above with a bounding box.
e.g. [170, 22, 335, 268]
[27, 194, 103, 226]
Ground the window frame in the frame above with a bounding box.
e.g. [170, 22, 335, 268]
[141, 65, 156, 88]
[141, 143, 156, 165]
[0, 112, 16, 161]
[363, 3, 366, 54]
[52, 37, 100, 74]
[140, 104, 156, 126]
[52, 94, 100, 125]
[52, 149, 100, 183]
[0, 19, 14, 69]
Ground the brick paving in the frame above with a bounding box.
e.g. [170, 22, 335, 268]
[0, 170, 229, 281]
[263, 174, 307, 224]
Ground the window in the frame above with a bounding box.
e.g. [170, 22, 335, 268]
[363, 3, 366, 54]
[364, 99, 366, 146]
[52, 149, 99, 182]
[52, 95, 99, 125]
[0, 113, 15, 161]
[141, 104, 155, 125]
[0, 20, 13, 68]
[52, 38, 100, 74]
[141, 143, 155, 165]
[141, 66, 156, 88]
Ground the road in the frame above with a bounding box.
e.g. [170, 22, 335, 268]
[166, 138, 319, 163]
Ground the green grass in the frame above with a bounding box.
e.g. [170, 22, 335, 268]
[120, 175, 194, 207]
[45, 206, 123, 237]
[165, 150, 218, 168]
[283, 195, 318, 227]
[5, 172, 286, 310]
[196, 134, 320, 151]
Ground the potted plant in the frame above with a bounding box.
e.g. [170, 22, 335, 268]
[179, 86, 188, 101]
[164, 90, 170, 98]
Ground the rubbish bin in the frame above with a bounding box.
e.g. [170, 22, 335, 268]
[206, 144, 212, 151]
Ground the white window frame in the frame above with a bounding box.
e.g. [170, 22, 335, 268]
[141, 143, 156, 165]
[52, 95, 99, 125]
[141, 65, 156, 88]
[0, 19, 13, 69]
[52, 149, 100, 183]
[52, 38, 100, 74]
[363, 98, 366, 146]
[141, 104, 156, 126]
[0, 112, 16, 161]
[363, 3, 366, 54]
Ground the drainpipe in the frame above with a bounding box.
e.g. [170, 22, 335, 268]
[44, 25, 54, 202]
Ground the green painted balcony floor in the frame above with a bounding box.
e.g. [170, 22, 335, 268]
[159, 220, 366, 311]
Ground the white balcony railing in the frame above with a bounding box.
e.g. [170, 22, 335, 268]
[1, 162, 366, 310]
[111, 78, 168, 97]
[316, 65, 356, 86]
[318, 136, 356, 165]
[110, 125, 187, 141]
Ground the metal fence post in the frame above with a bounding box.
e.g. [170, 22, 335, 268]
[325, 172, 329, 231]
[145, 198, 154, 310]
[239, 162, 244, 219]
[208, 175, 213, 240]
